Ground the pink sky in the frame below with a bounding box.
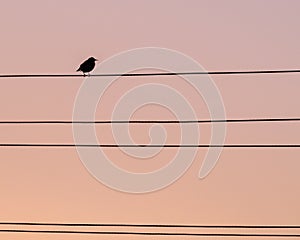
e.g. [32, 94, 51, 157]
[0, 0, 300, 239]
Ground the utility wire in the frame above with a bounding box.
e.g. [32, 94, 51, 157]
[1, 117, 300, 124]
[1, 222, 300, 228]
[0, 229, 300, 237]
[0, 144, 300, 148]
[0, 69, 300, 78]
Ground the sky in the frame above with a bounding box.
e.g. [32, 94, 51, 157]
[0, 0, 300, 239]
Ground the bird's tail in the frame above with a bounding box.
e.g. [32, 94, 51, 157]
[76, 68, 81, 72]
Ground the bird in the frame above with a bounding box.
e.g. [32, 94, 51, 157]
[77, 57, 98, 76]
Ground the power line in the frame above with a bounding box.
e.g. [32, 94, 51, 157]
[1, 69, 300, 78]
[1, 222, 300, 228]
[0, 229, 300, 237]
[0, 144, 300, 148]
[1, 117, 300, 124]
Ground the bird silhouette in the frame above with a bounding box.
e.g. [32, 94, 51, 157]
[77, 57, 98, 76]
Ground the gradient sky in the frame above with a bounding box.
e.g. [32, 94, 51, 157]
[0, 0, 300, 239]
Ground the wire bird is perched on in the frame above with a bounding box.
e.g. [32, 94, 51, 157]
[77, 57, 98, 76]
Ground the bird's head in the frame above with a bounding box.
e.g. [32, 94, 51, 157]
[89, 57, 98, 62]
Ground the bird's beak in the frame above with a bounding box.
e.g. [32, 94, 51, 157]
[95, 59, 98, 61]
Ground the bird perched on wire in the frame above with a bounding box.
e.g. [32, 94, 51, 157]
[77, 57, 98, 76]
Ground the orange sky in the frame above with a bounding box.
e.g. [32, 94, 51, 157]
[0, 0, 300, 239]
